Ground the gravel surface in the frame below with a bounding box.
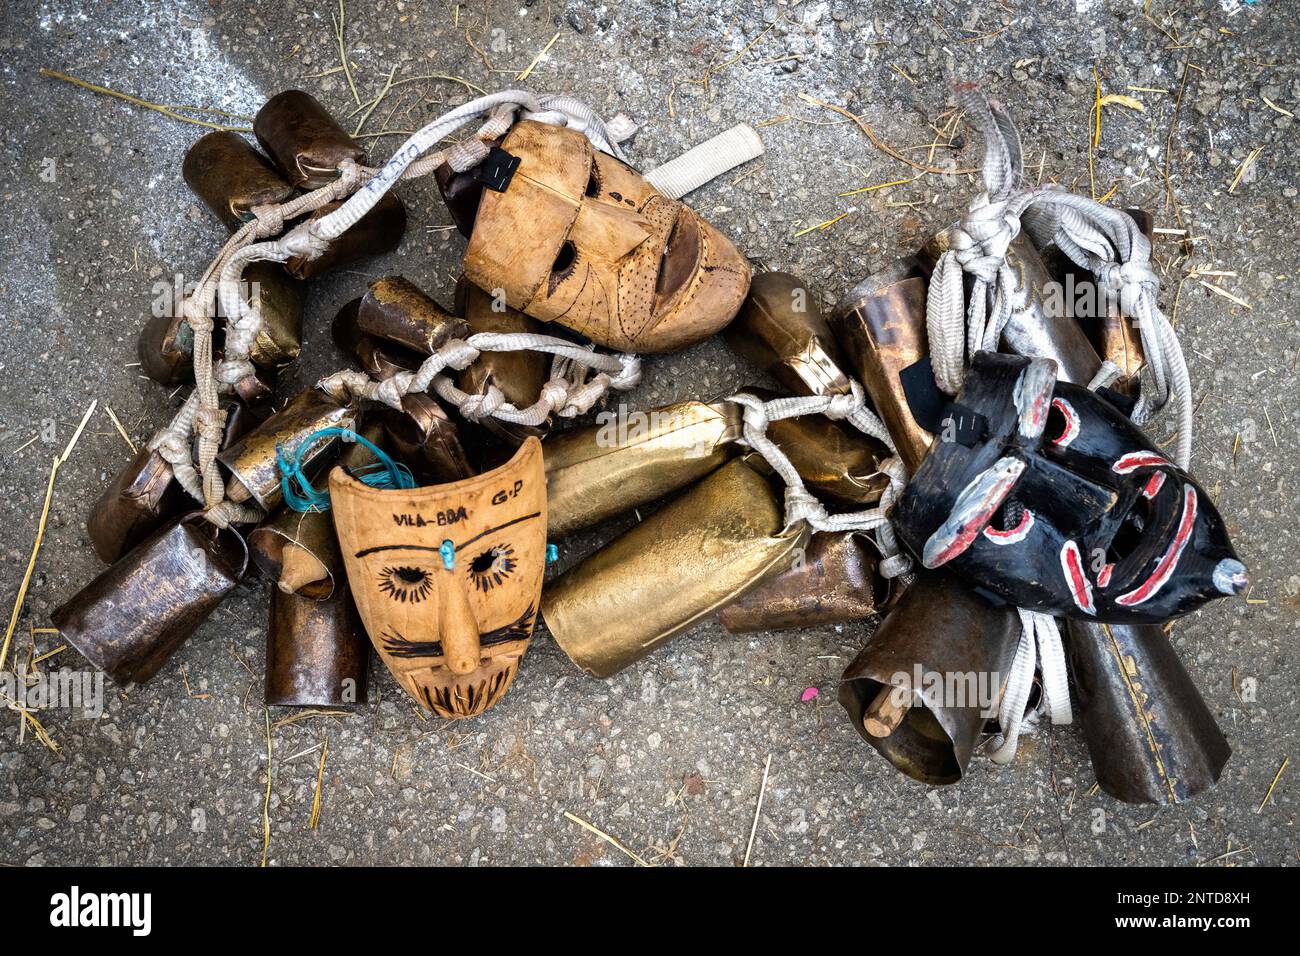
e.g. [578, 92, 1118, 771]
[0, 0, 1294, 866]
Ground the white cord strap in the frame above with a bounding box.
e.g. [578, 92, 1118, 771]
[988, 609, 1073, 764]
[728, 384, 914, 582]
[927, 84, 1193, 468]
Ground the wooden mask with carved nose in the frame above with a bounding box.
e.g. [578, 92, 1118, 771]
[330, 438, 546, 718]
[460, 120, 751, 354]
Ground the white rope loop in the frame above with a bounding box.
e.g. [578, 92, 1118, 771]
[315, 331, 641, 432]
[988, 609, 1073, 764]
[726, 387, 913, 579]
[935, 85, 1191, 468]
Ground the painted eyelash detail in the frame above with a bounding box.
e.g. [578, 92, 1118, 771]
[469, 544, 517, 593]
[377, 565, 434, 603]
[549, 243, 580, 295]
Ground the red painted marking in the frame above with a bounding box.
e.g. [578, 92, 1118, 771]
[1142, 472, 1166, 499]
[1113, 451, 1169, 474]
[923, 461, 1024, 568]
[1097, 563, 1114, 588]
[983, 508, 1035, 544]
[1061, 540, 1096, 615]
[1050, 398, 1080, 447]
[1116, 486, 1198, 607]
[1025, 389, 1051, 435]
[929, 515, 992, 567]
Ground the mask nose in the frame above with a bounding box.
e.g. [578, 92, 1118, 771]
[437, 572, 481, 674]
[570, 200, 651, 260]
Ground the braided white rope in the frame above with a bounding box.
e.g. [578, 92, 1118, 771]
[309, 91, 626, 243]
[317, 333, 642, 427]
[1027, 191, 1192, 467]
[728, 383, 914, 582]
[928, 85, 1192, 469]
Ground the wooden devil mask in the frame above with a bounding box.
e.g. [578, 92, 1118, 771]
[459, 120, 750, 354]
[892, 352, 1247, 624]
[330, 437, 546, 718]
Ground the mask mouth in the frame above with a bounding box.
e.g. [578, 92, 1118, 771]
[1110, 479, 1200, 608]
[1104, 467, 1182, 580]
[424, 655, 523, 719]
[654, 205, 701, 309]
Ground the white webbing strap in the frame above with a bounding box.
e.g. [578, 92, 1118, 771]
[645, 124, 765, 200]
[988, 609, 1073, 764]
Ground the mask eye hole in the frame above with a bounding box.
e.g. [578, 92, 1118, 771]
[552, 240, 576, 273]
[990, 499, 1026, 532]
[469, 544, 516, 593]
[548, 241, 578, 294]
[377, 565, 434, 603]
[584, 160, 601, 197]
[982, 498, 1035, 544]
[1046, 398, 1080, 447]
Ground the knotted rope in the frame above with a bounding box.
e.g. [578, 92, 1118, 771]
[928, 83, 1191, 468]
[728, 384, 915, 583]
[316, 333, 642, 427]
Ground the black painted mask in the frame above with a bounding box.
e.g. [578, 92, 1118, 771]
[893, 352, 1247, 624]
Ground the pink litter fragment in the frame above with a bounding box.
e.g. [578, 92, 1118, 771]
[800, 687, 819, 702]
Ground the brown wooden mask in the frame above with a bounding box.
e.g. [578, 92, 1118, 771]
[462, 120, 750, 354]
[330, 437, 546, 718]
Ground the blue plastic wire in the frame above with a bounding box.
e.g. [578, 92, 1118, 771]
[278, 427, 417, 513]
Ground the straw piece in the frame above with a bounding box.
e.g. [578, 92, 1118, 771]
[563, 810, 648, 866]
[516, 32, 560, 82]
[0, 401, 96, 672]
[309, 733, 329, 829]
[743, 754, 772, 867]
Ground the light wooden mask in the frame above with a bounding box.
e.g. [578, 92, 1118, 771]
[330, 437, 546, 718]
[462, 120, 751, 354]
